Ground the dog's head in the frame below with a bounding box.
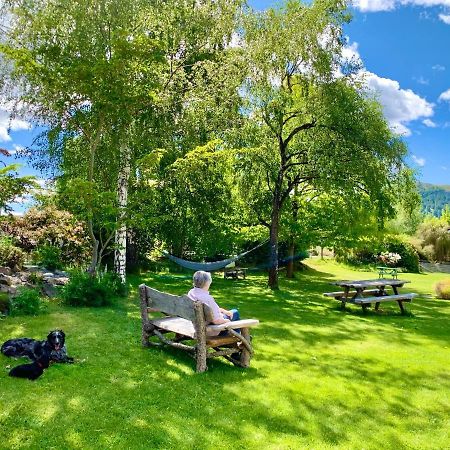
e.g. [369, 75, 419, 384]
[47, 330, 65, 352]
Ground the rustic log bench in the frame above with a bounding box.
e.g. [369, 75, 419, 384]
[139, 284, 259, 372]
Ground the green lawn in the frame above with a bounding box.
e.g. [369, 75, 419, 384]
[1, 259, 449, 449]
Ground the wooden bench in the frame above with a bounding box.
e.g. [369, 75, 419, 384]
[224, 268, 247, 280]
[139, 284, 259, 373]
[377, 266, 398, 279]
[323, 289, 381, 300]
[354, 293, 417, 314]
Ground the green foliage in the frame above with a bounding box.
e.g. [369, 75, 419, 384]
[0, 237, 26, 269]
[339, 235, 420, 272]
[419, 183, 450, 217]
[414, 216, 450, 263]
[0, 164, 37, 212]
[33, 244, 63, 270]
[1, 206, 90, 267]
[9, 287, 46, 316]
[0, 292, 9, 315]
[435, 279, 450, 300]
[384, 238, 420, 273]
[61, 271, 125, 307]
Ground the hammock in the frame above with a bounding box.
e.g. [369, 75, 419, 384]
[162, 241, 267, 272]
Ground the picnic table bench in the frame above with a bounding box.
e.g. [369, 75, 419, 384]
[224, 268, 247, 280]
[139, 284, 259, 372]
[324, 279, 417, 314]
[377, 266, 398, 279]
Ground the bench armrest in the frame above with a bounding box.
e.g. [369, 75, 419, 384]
[207, 319, 259, 332]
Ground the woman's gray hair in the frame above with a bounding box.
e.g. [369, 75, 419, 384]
[193, 270, 212, 288]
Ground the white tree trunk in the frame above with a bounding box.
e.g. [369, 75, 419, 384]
[114, 145, 131, 283]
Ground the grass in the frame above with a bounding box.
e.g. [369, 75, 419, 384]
[1, 258, 449, 449]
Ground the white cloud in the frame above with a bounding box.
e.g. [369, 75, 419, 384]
[423, 118, 437, 127]
[364, 72, 434, 136]
[0, 107, 31, 143]
[438, 88, 450, 101]
[353, 0, 450, 12]
[412, 155, 426, 166]
[341, 41, 435, 136]
[439, 13, 450, 24]
[353, 0, 395, 12]
[432, 64, 446, 71]
[414, 76, 429, 85]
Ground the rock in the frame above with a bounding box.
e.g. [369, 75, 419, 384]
[0, 275, 13, 286]
[0, 267, 12, 276]
[43, 272, 55, 278]
[42, 282, 58, 298]
[47, 277, 69, 286]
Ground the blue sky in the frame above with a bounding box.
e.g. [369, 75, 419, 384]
[250, 0, 450, 185]
[1, 0, 449, 213]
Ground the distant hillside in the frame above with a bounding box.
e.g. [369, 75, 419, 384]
[419, 183, 450, 217]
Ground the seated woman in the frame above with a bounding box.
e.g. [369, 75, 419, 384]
[187, 270, 240, 335]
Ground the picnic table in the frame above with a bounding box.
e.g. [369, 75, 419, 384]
[323, 279, 417, 314]
[377, 266, 398, 279]
[224, 267, 247, 280]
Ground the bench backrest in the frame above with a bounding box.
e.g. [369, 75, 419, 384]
[140, 285, 214, 322]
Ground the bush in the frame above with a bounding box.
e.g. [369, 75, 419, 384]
[384, 239, 420, 273]
[9, 287, 46, 316]
[0, 206, 90, 267]
[435, 280, 450, 300]
[0, 292, 9, 315]
[0, 237, 26, 269]
[33, 244, 63, 270]
[61, 271, 126, 307]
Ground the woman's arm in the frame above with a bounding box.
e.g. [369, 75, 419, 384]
[212, 316, 230, 324]
[219, 307, 233, 318]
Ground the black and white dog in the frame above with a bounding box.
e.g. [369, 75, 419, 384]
[9, 353, 50, 380]
[1, 330, 74, 363]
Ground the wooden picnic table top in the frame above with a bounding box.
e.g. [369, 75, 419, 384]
[331, 279, 410, 289]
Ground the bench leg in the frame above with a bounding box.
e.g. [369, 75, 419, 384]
[397, 300, 406, 315]
[375, 302, 380, 311]
[196, 342, 207, 373]
[239, 328, 252, 368]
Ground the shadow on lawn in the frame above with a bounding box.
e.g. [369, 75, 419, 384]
[1, 265, 449, 449]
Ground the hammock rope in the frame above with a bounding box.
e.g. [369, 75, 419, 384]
[162, 240, 268, 272]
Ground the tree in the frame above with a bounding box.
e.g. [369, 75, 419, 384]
[0, 162, 36, 214]
[1, 0, 244, 279]
[236, 0, 409, 288]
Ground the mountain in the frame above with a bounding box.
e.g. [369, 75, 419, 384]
[418, 183, 450, 217]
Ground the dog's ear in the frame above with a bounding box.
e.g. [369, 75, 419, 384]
[59, 330, 65, 339]
[47, 331, 54, 341]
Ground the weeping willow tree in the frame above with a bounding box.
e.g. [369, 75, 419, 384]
[236, 0, 412, 289]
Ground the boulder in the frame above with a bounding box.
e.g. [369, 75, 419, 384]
[0, 267, 12, 276]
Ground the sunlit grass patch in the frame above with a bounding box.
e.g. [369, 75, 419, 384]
[1, 260, 449, 449]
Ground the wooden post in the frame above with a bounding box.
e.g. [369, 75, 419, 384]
[139, 284, 153, 347]
[240, 328, 252, 368]
[193, 301, 207, 373]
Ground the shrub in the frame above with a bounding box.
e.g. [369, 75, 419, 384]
[0, 206, 90, 267]
[0, 237, 26, 269]
[415, 217, 450, 263]
[9, 287, 46, 316]
[378, 252, 401, 267]
[33, 244, 63, 270]
[435, 280, 450, 300]
[384, 239, 420, 273]
[0, 292, 9, 315]
[61, 271, 125, 307]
